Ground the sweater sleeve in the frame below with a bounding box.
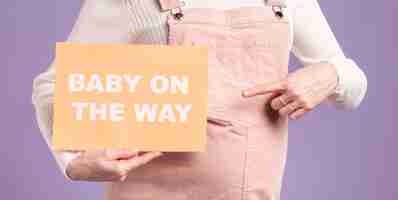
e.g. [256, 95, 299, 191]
[31, 0, 133, 179]
[32, 66, 82, 179]
[289, 0, 367, 110]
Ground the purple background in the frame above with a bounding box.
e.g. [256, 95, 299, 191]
[1, 0, 396, 199]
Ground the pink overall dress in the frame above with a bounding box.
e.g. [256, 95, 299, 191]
[104, 0, 291, 199]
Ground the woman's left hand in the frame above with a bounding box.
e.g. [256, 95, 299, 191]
[242, 62, 339, 120]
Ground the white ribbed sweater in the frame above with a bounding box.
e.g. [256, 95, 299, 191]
[32, 0, 367, 178]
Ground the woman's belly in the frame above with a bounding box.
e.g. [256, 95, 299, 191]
[104, 118, 288, 200]
[111, 4, 291, 200]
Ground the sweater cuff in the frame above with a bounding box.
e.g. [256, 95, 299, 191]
[54, 151, 82, 180]
[325, 57, 367, 110]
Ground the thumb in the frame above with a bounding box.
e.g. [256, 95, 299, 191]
[104, 149, 139, 161]
[242, 79, 287, 98]
[121, 152, 163, 171]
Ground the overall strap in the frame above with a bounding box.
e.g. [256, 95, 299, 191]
[158, 0, 184, 11]
[158, 0, 287, 10]
[158, 0, 286, 19]
[266, 0, 287, 7]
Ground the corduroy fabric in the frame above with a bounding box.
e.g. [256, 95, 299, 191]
[104, 3, 290, 200]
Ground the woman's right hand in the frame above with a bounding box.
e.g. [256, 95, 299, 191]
[65, 149, 163, 182]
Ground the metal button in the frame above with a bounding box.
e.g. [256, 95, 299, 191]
[173, 12, 183, 20]
[171, 7, 184, 20]
[272, 6, 284, 19]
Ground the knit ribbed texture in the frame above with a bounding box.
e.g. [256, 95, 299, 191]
[124, 0, 169, 44]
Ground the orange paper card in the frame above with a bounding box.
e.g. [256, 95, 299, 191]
[53, 43, 208, 152]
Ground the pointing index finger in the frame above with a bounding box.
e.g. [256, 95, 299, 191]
[242, 80, 287, 98]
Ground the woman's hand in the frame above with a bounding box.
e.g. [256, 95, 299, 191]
[242, 62, 339, 120]
[66, 149, 162, 182]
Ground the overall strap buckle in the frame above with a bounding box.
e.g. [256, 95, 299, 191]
[266, 0, 287, 18]
[158, 0, 185, 20]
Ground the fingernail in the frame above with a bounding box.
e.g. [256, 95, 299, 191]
[122, 149, 131, 153]
[242, 90, 249, 97]
[120, 149, 132, 154]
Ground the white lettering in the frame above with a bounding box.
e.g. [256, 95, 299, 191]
[134, 104, 192, 123]
[68, 73, 85, 92]
[71, 102, 89, 120]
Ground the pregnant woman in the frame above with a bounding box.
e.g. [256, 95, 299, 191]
[32, 0, 367, 199]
